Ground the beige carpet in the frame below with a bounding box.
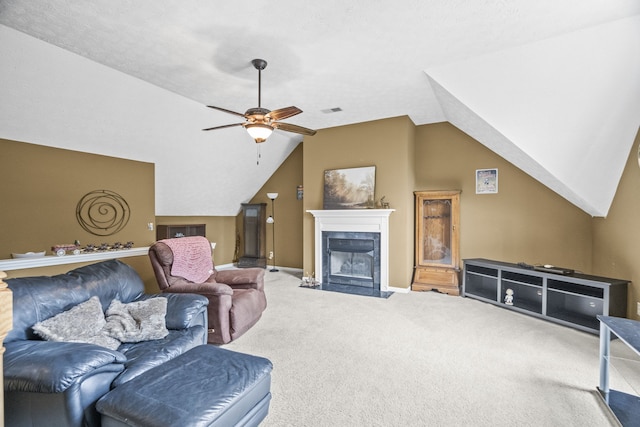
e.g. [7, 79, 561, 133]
[225, 269, 635, 426]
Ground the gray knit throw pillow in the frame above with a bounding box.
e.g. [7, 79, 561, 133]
[32, 296, 121, 350]
[103, 298, 169, 342]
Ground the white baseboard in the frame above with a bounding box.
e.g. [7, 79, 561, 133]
[216, 264, 303, 273]
[215, 263, 237, 270]
[217, 264, 410, 293]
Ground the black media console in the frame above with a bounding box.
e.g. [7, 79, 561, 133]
[462, 258, 629, 334]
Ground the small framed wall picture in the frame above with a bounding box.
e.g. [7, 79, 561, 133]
[476, 168, 498, 194]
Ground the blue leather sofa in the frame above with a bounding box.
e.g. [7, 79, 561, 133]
[4, 259, 209, 427]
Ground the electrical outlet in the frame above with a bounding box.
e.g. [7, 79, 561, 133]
[637, 302, 640, 316]
[269, 251, 274, 260]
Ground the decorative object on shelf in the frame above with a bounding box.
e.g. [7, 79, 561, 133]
[11, 251, 46, 259]
[504, 288, 514, 305]
[296, 185, 303, 200]
[376, 195, 390, 209]
[52, 244, 80, 256]
[476, 168, 498, 194]
[202, 58, 316, 144]
[323, 166, 376, 209]
[73, 242, 135, 253]
[76, 190, 130, 236]
[266, 193, 279, 272]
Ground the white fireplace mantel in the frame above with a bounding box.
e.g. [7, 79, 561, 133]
[307, 209, 394, 291]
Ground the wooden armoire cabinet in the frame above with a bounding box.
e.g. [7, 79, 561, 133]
[238, 203, 267, 268]
[412, 190, 461, 295]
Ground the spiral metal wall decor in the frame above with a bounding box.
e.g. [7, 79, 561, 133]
[76, 190, 130, 236]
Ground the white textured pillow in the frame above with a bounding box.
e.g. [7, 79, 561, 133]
[104, 298, 169, 342]
[32, 296, 121, 350]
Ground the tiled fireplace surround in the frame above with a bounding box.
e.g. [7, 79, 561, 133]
[308, 209, 394, 296]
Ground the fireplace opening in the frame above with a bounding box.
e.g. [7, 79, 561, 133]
[329, 239, 374, 287]
[322, 231, 381, 293]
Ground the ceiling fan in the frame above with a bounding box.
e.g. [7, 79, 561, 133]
[203, 59, 317, 143]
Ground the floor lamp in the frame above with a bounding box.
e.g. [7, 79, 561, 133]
[266, 192, 279, 272]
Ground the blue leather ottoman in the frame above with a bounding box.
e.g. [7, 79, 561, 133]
[96, 345, 273, 427]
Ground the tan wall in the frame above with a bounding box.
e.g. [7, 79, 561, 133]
[4, 124, 638, 319]
[302, 116, 416, 288]
[300, 118, 592, 291]
[593, 129, 640, 319]
[0, 139, 158, 292]
[248, 143, 304, 269]
[415, 123, 593, 270]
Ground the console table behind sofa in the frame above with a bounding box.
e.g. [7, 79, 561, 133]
[0, 271, 12, 427]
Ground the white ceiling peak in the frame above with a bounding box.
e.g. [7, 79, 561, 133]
[427, 15, 640, 216]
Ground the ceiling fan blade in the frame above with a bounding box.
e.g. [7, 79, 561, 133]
[265, 106, 302, 121]
[202, 123, 244, 131]
[207, 105, 246, 118]
[274, 122, 317, 136]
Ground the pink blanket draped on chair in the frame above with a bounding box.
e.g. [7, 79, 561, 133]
[160, 236, 214, 283]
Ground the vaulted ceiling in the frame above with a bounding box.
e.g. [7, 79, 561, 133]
[1, 1, 639, 216]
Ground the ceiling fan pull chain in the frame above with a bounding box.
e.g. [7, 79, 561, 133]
[257, 144, 261, 165]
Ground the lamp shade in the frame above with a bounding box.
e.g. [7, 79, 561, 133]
[245, 123, 273, 143]
[267, 192, 279, 200]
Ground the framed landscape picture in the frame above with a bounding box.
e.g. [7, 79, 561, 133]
[323, 166, 376, 209]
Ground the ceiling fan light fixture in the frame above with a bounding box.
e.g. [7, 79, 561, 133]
[245, 123, 274, 143]
[203, 58, 316, 140]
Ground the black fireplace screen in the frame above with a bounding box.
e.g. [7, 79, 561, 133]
[322, 232, 381, 289]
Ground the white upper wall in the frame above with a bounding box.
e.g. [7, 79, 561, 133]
[427, 16, 640, 216]
[0, 25, 299, 216]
